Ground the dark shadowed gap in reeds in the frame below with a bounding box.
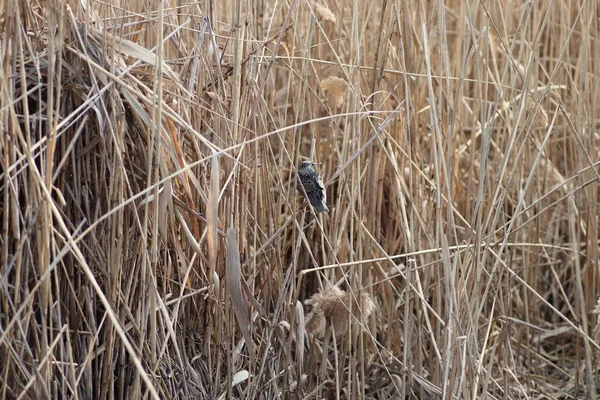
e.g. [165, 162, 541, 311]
[1, 0, 600, 399]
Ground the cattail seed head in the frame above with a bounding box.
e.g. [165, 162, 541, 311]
[305, 286, 376, 337]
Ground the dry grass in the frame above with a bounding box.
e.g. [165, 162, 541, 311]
[1, 0, 600, 398]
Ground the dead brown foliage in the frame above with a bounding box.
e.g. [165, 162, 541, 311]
[1, 0, 599, 399]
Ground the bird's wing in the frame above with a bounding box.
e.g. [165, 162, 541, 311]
[315, 174, 327, 203]
[298, 169, 318, 193]
[315, 174, 326, 191]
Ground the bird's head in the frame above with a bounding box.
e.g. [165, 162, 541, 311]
[299, 160, 317, 170]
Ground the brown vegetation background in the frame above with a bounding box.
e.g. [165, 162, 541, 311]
[1, 0, 600, 398]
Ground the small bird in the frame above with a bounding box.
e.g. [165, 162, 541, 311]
[297, 160, 329, 213]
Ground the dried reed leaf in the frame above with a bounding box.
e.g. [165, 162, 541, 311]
[241, 272, 265, 319]
[158, 180, 172, 238]
[232, 370, 249, 386]
[176, 210, 202, 257]
[314, 3, 337, 24]
[213, 271, 220, 304]
[320, 76, 347, 108]
[90, 28, 179, 82]
[186, 362, 204, 397]
[166, 117, 193, 200]
[296, 300, 305, 377]
[207, 152, 219, 275]
[289, 375, 308, 391]
[305, 286, 376, 337]
[593, 297, 600, 366]
[278, 321, 291, 331]
[226, 227, 254, 362]
[121, 88, 154, 132]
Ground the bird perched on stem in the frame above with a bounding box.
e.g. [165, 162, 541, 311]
[297, 160, 329, 213]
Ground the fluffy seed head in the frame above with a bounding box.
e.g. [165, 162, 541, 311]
[305, 287, 376, 337]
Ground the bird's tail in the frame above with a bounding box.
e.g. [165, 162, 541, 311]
[316, 203, 329, 213]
